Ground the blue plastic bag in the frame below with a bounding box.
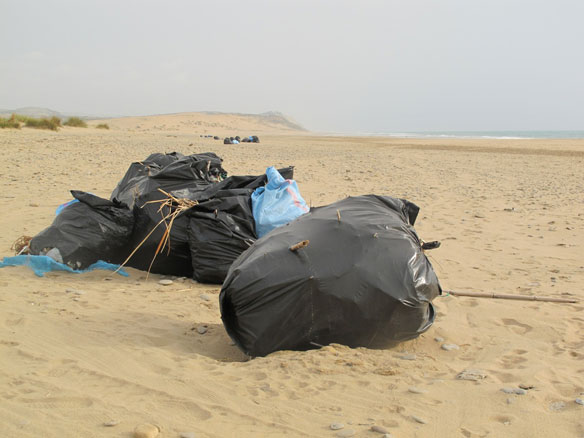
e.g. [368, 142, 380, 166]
[0, 255, 129, 277]
[251, 167, 309, 238]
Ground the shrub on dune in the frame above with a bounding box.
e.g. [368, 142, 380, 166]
[64, 117, 87, 127]
[0, 116, 21, 129]
[24, 116, 61, 131]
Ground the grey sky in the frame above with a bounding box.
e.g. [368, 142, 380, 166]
[1, 0, 583, 132]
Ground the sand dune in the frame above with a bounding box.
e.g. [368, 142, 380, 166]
[95, 111, 307, 136]
[0, 118, 583, 437]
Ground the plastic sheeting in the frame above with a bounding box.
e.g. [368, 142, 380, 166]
[0, 255, 128, 277]
[220, 195, 441, 357]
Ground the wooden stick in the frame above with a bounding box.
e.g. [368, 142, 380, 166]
[445, 290, 578, 303]
[290, 240, 309, 252]
[337, 209, 341, 223]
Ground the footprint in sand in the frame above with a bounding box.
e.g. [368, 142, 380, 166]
[252, 371, 268, 381]
[492, 414, 516, 425]
[501, 318, 532, 335]
[460, 298, 480, 308]
[498, 350, 529, 369]
[460, 426, 491, 438]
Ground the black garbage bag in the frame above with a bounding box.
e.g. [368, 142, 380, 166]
[179, 167, 293, 280]
[188, 193, 256, 284]
[111, 152, 226, 209]
[29, 191, 134, 269]
[220, 195, 441, 357]
[193, 166, 294, 201]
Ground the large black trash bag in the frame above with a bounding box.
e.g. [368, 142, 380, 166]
[188, 193, 256, 284]
[111, 152, 226, 209]
[180, 167, 293, 280]
[29, 191, 134, 269]
[220, 195, 441, 357]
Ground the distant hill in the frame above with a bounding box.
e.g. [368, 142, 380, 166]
[257, 111, 306, 131]
[97, 111, 308, 134]
[1, 108, 307, 132]
[0, 107, 65, 119]
[174, 110, 306, 132]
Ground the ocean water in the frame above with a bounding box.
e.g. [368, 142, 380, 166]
[367, 130, 584, 139]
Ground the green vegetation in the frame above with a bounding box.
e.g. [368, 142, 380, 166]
[0, 115, 21, 129]
[0, 114, 63, 131]
[96, 123, 110, 130]
[64, 117, 88, 128]
[24, 116, 61, 131]
[10, 114, 32, 124]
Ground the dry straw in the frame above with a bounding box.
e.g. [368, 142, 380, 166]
[12, 235, 32, 255]
[116, 189, 198, 277]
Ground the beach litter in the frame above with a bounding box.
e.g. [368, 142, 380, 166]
[0, 255, 128, 277]
[251, 165, 309, 238]
[6, 151, 449, 356]
[9, 152, 300, 283]
[29, 191, 134, 270]
[220, 195, 441, 356]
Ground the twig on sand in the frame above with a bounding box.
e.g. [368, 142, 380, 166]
[445, 290, 578, 304]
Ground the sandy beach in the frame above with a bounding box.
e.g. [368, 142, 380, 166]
[1, 115, 583, 437]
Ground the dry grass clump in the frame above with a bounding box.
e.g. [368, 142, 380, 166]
[24, 116, 62, 131]
[96, 123, 110, 129]
[117, 189, 198, 276]
[1, 114, 62, 131]
[10, 114, 32, 123]
[11, 235, 33, 255]
[64, 117, 88, 128]
[0, 116, 21, 129]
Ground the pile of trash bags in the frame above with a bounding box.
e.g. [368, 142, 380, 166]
[223, 135, 260, 144]
[23, 151, 441, 356]
[29, 152, 304, 283]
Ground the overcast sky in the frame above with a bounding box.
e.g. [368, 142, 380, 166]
[1, 0, 583, 132]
